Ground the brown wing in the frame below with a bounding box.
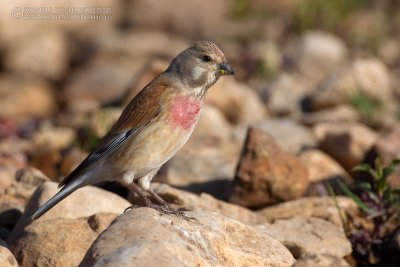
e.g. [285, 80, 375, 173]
[59, 80, 168, 187]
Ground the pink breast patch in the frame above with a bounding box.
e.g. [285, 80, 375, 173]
[170, 95, 202, 130]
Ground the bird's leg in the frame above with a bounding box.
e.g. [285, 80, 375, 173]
[128, 181, 194, 220]
[147, 189, 170, 206]
[126, 182, 174, 214]
[128, 182, 154, 206]
[148, 188, 196, 221]
[124, 182, 155, 213]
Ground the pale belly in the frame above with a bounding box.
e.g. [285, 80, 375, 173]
[110, 118, 198, 177]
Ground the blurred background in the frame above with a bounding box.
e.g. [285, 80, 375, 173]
[1, 1, 400, 265]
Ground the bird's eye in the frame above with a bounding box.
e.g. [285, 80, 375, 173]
[202, 55, 211, 62]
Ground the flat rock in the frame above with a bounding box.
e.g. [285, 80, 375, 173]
[257, 217, 352, 259]
[80, 208, 295, 267]
[352, 58, 391, 101]
[230, 127, 309, 207]
[0, 242, 18, 267]
[10, 182, 131, 240]
[256, 196, 358, 227]
[300, 106, 359, 126]
[10, 213, 117, 267]
[299, 149, 352, 184]
[294, 31, 347, 80]
[293, 254, 350, 267]
[266, 73, 311, 116]
[314, 123, 378, 171]
[32, 125, 75, 151]
[305, 58, 391, 110]
[206, 78, 267, 125]
[4, 29, 67, 80]
[63, 52, 145, 103]
[255, 119, 316, 154]
[2, 167, 50, 204]
[0, 76, 56, 122]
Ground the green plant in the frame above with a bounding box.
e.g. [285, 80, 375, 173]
[348, 90, 383, 123]
[231, 0, 252, 20]
[293, 0, 364, 33]
[334, 159, 400, 265]
[74, 122, 100, 152]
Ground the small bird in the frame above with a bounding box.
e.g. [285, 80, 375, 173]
[29, 40, 234, 221]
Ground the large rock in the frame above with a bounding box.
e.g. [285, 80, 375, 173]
[256, 197, 358, 227]
[300, 106, 359, 126]
[352, 58, 391, 101]
[266, 73, 311, 116]
[2, 167, 49, 204]
[4, 30, 67, 80]
[72, 30, 187, 105]
[294, 31, 347, 80]
[0, 147, 28, 195]
[63, 52, 145, 104]
[0, 76, 56, 122]
[0, 195, 24, 240]
[293, 254, 350, 267]
[230, 127, 309, 208]
[206, 78, 267, 125]
[80, 208, 295, 267]
[299, 149, 352, 184]
[255, 119, 316, 154]
[305, 58, 391, 110]
[125, 0, 230, 39]
[10, 213, 117, 267]
[0, 144, 38, 238]
[0, 241, 18, 267]
[0, 167, 49, 236]
[257, 217, 352, 259]
[378, 38, 400, 67]
[10, 182, 131, 239]
[314, 123, 378, 171]
[32, 125, 75, 151]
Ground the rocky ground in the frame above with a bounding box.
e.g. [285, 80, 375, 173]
[1, 0, 400, 266]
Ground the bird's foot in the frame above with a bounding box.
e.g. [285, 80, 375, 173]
[148, 202, 196, 222]
[127, 182, 196, 221]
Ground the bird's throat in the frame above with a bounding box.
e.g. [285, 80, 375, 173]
[170, 95, 202, 130]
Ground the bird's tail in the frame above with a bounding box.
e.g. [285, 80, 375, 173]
[28, 179, 84, 222]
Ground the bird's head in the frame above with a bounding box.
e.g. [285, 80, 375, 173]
[166, 40, 234, 91]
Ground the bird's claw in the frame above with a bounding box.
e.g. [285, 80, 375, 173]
[124, 205, 140, 213]
[150, 203, 197, 222]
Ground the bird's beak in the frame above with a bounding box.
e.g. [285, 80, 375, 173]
[219, 62, 235, 76]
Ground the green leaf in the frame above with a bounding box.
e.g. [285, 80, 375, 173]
[337, 180, 370, 214]
[352, 163, 379, 180]
[357, 181, 372, 191]
[352, 164, 373, 173]
[382, 159, 400, 180]
[375, 158, 383, 179]
[377, 178, 388, 195]
[326, 183, 348, 230]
